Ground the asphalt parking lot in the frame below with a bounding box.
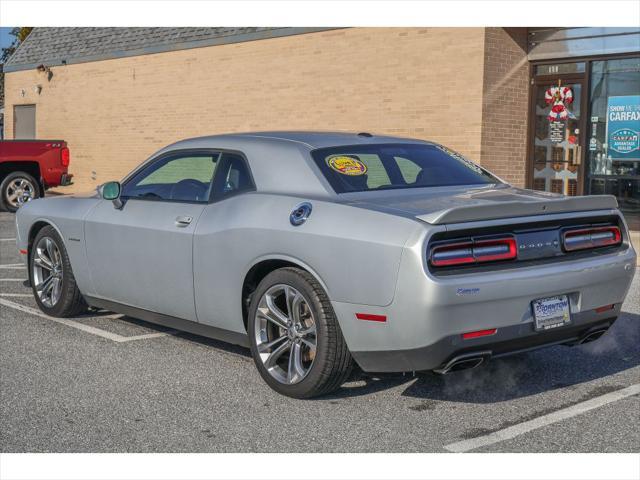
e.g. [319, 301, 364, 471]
[0, 211, 638, 453]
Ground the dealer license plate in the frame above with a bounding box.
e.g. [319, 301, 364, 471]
[532, 295, 571, 331]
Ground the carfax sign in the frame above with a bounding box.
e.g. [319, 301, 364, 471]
[606, 95, 640, 160]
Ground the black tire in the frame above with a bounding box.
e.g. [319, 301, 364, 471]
[248, 267, 353, 398]
[29, 226, 88, 317]
[0, 171, 41, 213]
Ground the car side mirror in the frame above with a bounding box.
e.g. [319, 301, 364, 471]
[101, 181, 123, 209]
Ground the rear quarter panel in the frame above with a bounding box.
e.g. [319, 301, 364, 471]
[193, 192, 422, 333]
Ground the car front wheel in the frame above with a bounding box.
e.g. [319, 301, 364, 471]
[248, 267, 353, 398]
[30, 226, 88, 317]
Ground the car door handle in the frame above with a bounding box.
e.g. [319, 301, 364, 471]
[175, 216, 193, 227]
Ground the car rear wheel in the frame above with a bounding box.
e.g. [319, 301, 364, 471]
[0, 172, 41, 212]
[30, 226, 88, 317]
[248, 267, 353, 398]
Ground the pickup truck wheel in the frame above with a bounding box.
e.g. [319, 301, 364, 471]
[0, 172, 41, 212]
[248, 267, 353, 398]
[30, 225, 88, 317]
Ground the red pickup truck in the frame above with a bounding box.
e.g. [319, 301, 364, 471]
[0, 140, 73, 212]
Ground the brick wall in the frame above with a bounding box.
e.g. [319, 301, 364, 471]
[479, 27, 530, 187]
[4, 28, 489, 192]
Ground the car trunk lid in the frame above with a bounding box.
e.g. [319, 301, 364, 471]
[340, 184, 618, 224]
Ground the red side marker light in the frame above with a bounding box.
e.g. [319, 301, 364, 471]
[595, 304, 615, 313]
[462, 328, 497, 340]
[355, 313, 387, 322]
[19, 249, 27, 255]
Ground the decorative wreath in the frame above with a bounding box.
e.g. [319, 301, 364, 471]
[545, 86, 573, 122]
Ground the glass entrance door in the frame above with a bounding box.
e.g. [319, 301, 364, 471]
[530, 79, 586, 196]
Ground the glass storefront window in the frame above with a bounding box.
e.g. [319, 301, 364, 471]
[586, 57, 640, 225]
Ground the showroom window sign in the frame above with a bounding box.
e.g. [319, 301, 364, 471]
[606, 95, 640, 160]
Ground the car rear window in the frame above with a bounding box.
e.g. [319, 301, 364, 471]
[310, 143, 499, 193]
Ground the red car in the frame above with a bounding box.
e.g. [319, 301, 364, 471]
[0, 140, 73, 212]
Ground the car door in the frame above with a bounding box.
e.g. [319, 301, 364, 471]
[84, 150, 221, 321]
[193, 151, 257, 331]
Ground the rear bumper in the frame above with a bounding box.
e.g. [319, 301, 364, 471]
[334, 222, 635, 372]
[42, 171, 73, 189]
[351, 311, 618, 373]
[59, 173, 74, 186]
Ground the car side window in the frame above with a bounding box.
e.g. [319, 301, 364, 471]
[212, 152, 255, 199]
[122, 153, 221, 203]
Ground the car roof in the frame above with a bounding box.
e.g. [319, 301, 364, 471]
[166, 131, 430, 150]
[145, 132, 434, 199]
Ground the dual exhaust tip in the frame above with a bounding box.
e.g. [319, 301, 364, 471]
[434, 351, 491, 375]
[434, 327, 610, 375]
[574, 327, 609, 345]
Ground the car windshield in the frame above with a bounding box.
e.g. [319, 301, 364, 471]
[311, 143, 500, 193]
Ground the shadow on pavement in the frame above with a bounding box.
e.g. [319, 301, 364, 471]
[330, 311, 640, 402]
[86, 311, 253, 358]
[174, 331, 253, 359]
[67, 304, 640, 402]
[402, 312, 640, 403]
[324, 372, 415, 400]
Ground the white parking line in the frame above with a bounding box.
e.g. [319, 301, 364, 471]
[0, 238, 16, 242]
[81, 312, 127, 320]
[119, 331, 177, 341]
[0, 278, 26, 282]
[0, 264, 25, 269]
[444, 383, 640, 453]
[0, 298, 178, 343]
[0, 292, 130, 316]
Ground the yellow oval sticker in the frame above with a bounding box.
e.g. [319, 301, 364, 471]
[327, 156, 368, 176]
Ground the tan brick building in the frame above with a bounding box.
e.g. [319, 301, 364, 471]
[2, 27, 639, 231]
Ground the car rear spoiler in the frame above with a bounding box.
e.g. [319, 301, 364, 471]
[416, 195, 619, 225]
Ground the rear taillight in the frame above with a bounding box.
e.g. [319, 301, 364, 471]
[430, 236, 517, 267]
[61, 147, 70, 167]
[562, 226, 621, 252]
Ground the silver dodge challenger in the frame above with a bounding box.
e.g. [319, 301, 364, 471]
[15, 132, 637, 398]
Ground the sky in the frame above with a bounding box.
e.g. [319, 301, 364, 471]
[0, 27, 15, 53]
